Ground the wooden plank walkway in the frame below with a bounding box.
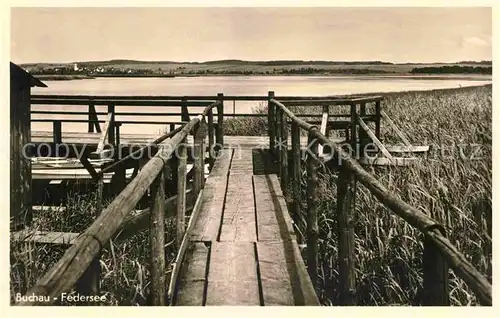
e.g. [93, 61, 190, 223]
[172, 148, 319, 306]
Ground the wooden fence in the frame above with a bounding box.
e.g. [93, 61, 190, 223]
[268, 97, 492, 306]
[15, 99, 221, 306]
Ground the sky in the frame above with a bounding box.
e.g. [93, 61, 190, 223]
[10, 7, 492, 64]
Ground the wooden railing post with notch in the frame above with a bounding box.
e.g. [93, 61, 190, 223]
[276, 107, 282, 176]
[208, 107, 214, 167]
[176, 137, 187, 248]
[280, 110, 288, 195]
[306, 129, 319, 289]
[268, 91, 275, 154]
[150, 165, 166, 305]
[422, 227, 449, 305]
[290, 121, 301, 227]
[216, 93, 224, 150]
[193, 122, 205, 194]
[53, 120, 62, 145]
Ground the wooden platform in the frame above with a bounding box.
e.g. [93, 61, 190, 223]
[171, 148, 319, 306]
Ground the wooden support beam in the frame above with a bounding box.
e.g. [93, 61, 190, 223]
[193, 123, 205, 194]
[216, 93, 224, 149]
[90, 112, 113, 159]
[79, 155, 100, 181]
[318, 105, 329, 155]
[357, 117, 394, 163]
[381, 110, 412, 147]
[181, 98, 190, 122]
[53, 120, 62, 144]
[207, 109, 214, 167]
[290, 122, 301, 229]
[177, 139, 187, 248]
[306, 132, 318, 289]
[150, 168, 166, 305]
[280, 110, 288, 195]
[107, 103, 115, 146]
[336, 166, 356, 305]
[276, 108, 282, 177]
[268, 91, 275, 154]
[374, 100, 381, 139]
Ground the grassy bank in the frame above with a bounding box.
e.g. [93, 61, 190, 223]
[225, 84, 492, 305]
[10, 85, 491, 306]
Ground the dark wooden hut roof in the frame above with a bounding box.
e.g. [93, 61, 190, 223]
[10, 62, 47, 88]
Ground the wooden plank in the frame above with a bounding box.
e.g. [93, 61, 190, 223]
[357, 117, 394, 162]
[253, 175, 295, 242]
[385, 145, 429, 153]
[167, 189, 205, 303]
[358, 157, 418, 166]
[189, 149, 233, 242]
[11, 231, 80, 245]
[256, 241, 295, 305]
[219, 174, 256, 242]
[174, 242, 209, 306]
[205, 242, 260, 306]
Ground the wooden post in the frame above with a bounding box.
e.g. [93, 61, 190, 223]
[88, 101, 94, 133]
[53, 120, 62, 145]
[176, 138, 187, 248]
[276, 107, 282, 176]
[291, 122, 301, 227]
[350, 103, 358, 159]
[75, 178, 104, 303]
[268, 91, 275, 154]
[150, 168, 166, 305]
[181, 98, 190, 122]
[193, 123, 205, 194]
[216, 93, 224, 149]
[375, 101, 381, 140]
[358, 103, 369, 157]
[115, 122, 122, 149]
[208, 109, 214, 167]
[336, 166, 356, 305]
[306, 131, 318, 289]
[108, 103, 116, 146]
[280, 109, 288, 195]
[422, 229, 449, 305]
[170, 123, 175, 132]
[170, 152, 179, 195]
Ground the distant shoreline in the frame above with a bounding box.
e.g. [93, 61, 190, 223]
[36, 73, 492, 82]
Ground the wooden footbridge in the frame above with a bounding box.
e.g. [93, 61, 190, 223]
[12, 92, 491, 306]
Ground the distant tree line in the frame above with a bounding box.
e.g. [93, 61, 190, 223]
[410, 66, 492, 75]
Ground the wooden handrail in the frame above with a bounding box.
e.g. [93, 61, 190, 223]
[270, 98, 492, 306]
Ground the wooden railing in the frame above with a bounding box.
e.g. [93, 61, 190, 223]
[268, 97, 492, 306]
[15, 100, 221, 306]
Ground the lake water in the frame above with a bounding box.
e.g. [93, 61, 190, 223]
[31, 75, 492, 135]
